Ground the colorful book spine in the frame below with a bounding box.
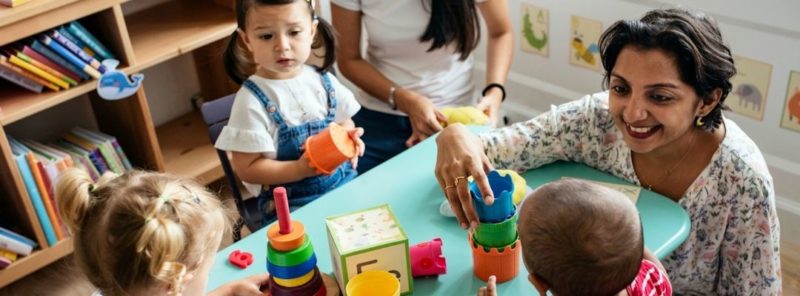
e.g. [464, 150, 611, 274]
[0, 57, 43, 93]
[22, 46, 81, 82]
[30, 41, 89, 81]
[0, 55, 57, 91]
[16, 52, 77, 86]
[10, 147, 56, 247]
[0, 227, 38, 249]
[27, 153, 64, 240]
[40, 35, 101, 79]
[60, 136, 109, 174]
[57, 27, 96, 57]
[50, 30, 105, 73]
[76, 128, 133, 170]
[0, 229, 35, 256]
[66, 21, 116, 61]
[0, 257, 10, 269]
[0, 248, 18, 261]
[7, 55, 66, 90]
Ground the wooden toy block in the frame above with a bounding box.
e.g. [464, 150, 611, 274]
[325, 204, 412, 295]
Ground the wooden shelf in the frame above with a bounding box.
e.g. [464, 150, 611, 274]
[0, 237, 73, 288]
[156, 111, 223, 185]
[125, 0, 235, 73]
[0, 0, 123, 46]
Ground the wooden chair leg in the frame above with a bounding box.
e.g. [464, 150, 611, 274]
[232, 217, 244, 242]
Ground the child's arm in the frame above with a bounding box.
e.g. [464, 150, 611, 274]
[208, 273, 269, 296]
[231, 151, 318, 186]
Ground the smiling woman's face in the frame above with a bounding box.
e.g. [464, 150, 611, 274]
[607, 45, 709, 155]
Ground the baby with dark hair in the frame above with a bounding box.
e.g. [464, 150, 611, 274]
[478, 179, 672, 296]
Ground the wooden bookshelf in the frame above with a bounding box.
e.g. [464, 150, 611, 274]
[0, 238, 73, 287]
[156, 111, 223, 185]
[0, 0, 236, 286]
[126, 0, 236, 73]
[0, 0, 123, 46]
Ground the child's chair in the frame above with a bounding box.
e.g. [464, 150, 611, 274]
[200, 95, 264, 241]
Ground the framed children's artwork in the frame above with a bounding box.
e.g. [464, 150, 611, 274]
[728, 56, 772, 121]
[569, 15, 603, 72]
[521, 3, 549, 57]
[780, 71, 800, 132]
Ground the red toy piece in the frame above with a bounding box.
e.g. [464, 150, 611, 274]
[229, 250, 254, 269]
[410, 237, 447, 277]
[274, 187, 292, 234]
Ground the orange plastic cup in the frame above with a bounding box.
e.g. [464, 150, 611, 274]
[304, 123, 356, 175]
[469, 232, 520, 283]
[345, 270, 400, 296]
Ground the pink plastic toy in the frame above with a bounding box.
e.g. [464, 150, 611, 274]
[410, 237, 447, 277]
[229, 250, 254, 269]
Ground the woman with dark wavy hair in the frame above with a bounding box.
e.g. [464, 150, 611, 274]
[436, 8, 780, 295]
[332, 0, 513, 173]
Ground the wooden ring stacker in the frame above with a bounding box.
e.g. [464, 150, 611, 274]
[269, 267, 323, 296]
[267, 253, 318, 279]
[273, 268, 315, 288]
[267, 221, 306, 252]
[268, 234, 314, 266]
[267, 187, 305, 251]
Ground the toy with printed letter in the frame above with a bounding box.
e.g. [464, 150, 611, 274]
[325, 204, 413, 295]
[228, 250, 253, 269]
[266, 187, 338, 296]
[468, 170, 521, 283]
[440, 106, 489, 127]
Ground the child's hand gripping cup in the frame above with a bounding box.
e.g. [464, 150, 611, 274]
[303, 123, 357, 175]
[468, 170, 520, 283]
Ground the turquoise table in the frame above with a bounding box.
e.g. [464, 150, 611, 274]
[208, 130, 690, 295]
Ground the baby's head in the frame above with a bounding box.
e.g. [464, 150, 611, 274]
[518, 179, 642, 296]
[56, 169, 231, 296]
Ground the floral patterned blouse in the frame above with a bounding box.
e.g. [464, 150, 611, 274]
[480, 92, 781, 295]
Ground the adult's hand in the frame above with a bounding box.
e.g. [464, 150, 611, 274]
[434, 124, 495, 229]
[476, 89, 502, 127]
[396, 88, 447, 147]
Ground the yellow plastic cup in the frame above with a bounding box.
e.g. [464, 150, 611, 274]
[345, 270, 400, 296]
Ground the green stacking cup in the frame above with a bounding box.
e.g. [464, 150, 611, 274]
[474, 212, 518, 248]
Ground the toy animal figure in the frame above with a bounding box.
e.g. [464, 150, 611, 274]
[523, 12, 547, 50]
[788, 88, 800, 124]
[734, 83, 762, 111]
[96, 59, 144, 100]
[572, 35, 599, 65]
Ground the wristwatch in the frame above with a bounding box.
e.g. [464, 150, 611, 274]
[387, 86, 398, 110]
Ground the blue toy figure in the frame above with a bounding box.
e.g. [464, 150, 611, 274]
[96, 59, 143, 100]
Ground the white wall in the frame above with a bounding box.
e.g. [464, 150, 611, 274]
[472, 0, 800, 242]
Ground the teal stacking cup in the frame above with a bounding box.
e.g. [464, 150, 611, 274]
[474, 212, 518, 248]
[470, 170, 515, 223]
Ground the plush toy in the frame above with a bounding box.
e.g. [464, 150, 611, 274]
[440, 106, 489, 127]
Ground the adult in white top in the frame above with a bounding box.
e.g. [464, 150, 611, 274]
[332, 0, 513, 173]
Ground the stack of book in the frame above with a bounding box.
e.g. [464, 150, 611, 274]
[0, 20, 116, 93]
[0, 227, 37, 270]
[7, 127, 131, 251]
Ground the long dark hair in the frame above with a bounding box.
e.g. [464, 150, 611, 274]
[598, 8, 735, 131]
[419, 0, 480, 61]
[223, 0, 337, 84]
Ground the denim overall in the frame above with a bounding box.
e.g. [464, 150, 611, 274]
[243, 74, 357, 224]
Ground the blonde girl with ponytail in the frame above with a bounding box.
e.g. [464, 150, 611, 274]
[57, 169, 270, 296]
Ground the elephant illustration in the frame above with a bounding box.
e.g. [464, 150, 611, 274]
[734, 84, 763, 111]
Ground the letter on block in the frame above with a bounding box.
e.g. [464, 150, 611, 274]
[325, 204, 412, 294]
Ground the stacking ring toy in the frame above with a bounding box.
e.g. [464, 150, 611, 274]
[267, 253, 318, 279]
[474, 212, 518, 248]
[268, 234, 314, 266]
[270, 267, 323, 296]
[273, 268, 316, 288]
[267, 221, 306, 251]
